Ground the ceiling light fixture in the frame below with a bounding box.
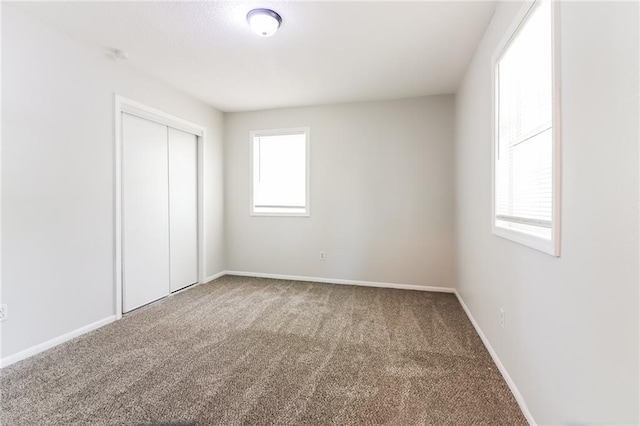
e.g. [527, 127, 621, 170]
[247, 8, 282, 37]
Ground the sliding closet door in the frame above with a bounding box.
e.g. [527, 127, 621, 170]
[122, 113, 170, 312]
[168, 127, 198, 292]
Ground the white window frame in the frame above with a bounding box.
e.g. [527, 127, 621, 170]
[249, 127, 311, 217]
[491, 0, 562, 256]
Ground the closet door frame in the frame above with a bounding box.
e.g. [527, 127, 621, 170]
[114, 95, 206, 320]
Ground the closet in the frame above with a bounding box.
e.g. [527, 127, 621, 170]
[121, 113, 198, 313]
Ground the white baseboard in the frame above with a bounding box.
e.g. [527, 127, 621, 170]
[202, 270, 226, 283]
[454, 290, 536, 425]
[224, 270, 455, 293]
[0, 315, 116, 369]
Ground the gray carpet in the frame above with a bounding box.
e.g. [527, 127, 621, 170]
[1, 276, 527, 425]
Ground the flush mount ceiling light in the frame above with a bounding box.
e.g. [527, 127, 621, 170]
[247, 8, 282, 37]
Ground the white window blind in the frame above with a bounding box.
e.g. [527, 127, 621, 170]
[495, 0, 553, 240]
[252, 130, 308, 215]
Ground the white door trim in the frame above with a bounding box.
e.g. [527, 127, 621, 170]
[114, 95, 206, 319]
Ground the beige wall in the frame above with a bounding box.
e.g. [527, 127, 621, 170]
[224, 96, 456, 288]
[454, 1, 639, 423]
[1, 6, 225, 358]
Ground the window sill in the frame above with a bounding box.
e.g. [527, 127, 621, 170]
[250, 212, 310, 218]
[492, 225, 559, 256]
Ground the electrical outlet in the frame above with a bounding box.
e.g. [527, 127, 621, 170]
[0, 304, 7, 322]
[499, 308, 505, 328]
[319, 251, 325, 261]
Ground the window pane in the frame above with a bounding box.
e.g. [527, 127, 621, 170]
[495, 0, 553, 233]
[252, 132, 307, 214]
[498, 0, 552, 146]
[509, 129, 552, 220]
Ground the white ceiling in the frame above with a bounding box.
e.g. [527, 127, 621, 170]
[9, 1, 496, 112]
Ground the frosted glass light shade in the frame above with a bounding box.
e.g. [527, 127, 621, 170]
[247, 9, 282, 37]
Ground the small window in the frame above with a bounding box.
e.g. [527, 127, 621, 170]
[250, 128, 310, 216]
[493, 0, 560, 255]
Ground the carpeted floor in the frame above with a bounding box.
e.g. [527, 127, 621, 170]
[1, 276, 527, 425]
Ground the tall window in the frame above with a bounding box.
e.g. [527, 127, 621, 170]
[493, 0, 560, 255]
[250, 128, 310, 216]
